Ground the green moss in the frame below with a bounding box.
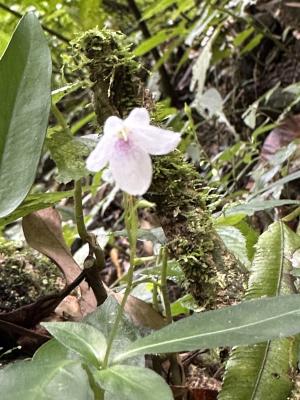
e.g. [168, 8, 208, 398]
[0, 238, 62, 311]
[78, 29, 246, 307]
[147, 152, 246, 307]
[73, 28, 143, 125]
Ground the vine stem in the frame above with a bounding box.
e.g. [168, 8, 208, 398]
[102, 194, 137, 368]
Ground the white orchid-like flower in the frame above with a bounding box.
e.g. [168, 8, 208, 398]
[86, 108, 181, 195]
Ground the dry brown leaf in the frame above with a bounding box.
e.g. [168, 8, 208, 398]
[112, 291, 166, 330]
[22, 208, 96, 315]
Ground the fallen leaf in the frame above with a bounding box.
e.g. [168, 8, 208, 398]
[22, 208, 96, 315]
[113, 291, 166, 330]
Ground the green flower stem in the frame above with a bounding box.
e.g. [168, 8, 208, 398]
[160, 246, 172, 324]
[51, 103, 73, 136]
[160, 246, 183, 385]
[152, 279, 159, 312]
[282, 206, 300, 222]
[102, 194, 138, 368]
[74, 179, 89, 241]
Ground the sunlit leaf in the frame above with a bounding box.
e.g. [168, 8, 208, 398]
[0, 13, 51, 217]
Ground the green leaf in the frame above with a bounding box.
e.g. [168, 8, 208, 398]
[143, 0, 178, 19]
[46, 129, 90, 183]
[240, 33, 263, 55]
[115, 294, 300, 362]
[42, 321, 107, 367]
[190, 29, 219, 95]
[33, 339, 74, 363]
[84, 296, 143, 366]
[0, 190, 74, 228]
[224, 199, 300, 216]
[95, 365, 173, 400]
[216, 225, 250, 267]
[220, 222, 300, 400]
[249, 170, 300, 200]
[51, 82, 82, 105]
[233, 27, 255, 46]
[0, 13, 51, 217]
[0, 359, 93, 400]
[134, 26, 184, 57]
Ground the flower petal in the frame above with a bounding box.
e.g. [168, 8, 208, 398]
[86, 134, 111, 172]
[104, 115, 124, 136]
[126, 108, 151, 126]
[130, 125, 181, 155]
[109, 140, 152, 195]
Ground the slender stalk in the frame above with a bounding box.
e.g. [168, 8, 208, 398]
[74, 180, 89, 241]
[51, 103, 73, 136]
[102, 194, 137, 368]
[160, 247, 172, 324]
[152, 279, 159, 312]
[160, 247, 183, 385]
[282, 206, 300, 222]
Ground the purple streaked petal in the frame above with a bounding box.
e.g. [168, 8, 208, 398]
[109, 139, 152, 195]
[126, 108, 151, 127]
[130, 125, 181, 155]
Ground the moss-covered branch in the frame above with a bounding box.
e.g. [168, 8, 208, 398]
[78, 28, 246, 307]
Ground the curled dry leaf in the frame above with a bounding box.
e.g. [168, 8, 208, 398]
[22, 208, 96, 316]
[112, 291, 166, 330]
[261, 115, 300, 161]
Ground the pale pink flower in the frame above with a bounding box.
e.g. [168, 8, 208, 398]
[86, 108, 181, 195]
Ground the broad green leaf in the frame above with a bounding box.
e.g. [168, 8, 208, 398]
[0, 190, 74, 228]
[114, 227, 166, 244]
[51, 82, 82, 105]
[249, 170, 300, 199]
[0, 13, 51, 217]
[0, 31, 10, 57]
[235, 220, 258, 261]
[84, 296, 143, 366]
[233, 27, 254, 46]
[115, 294, 300, 362]
[134, 26, 184, 57]
[46, 129, 90, 183]
[33, 339, 74, 363]
[220, 222, 300, 400]
[42, 321, 107, 367]
[215, 215, 258, 262]
[224, 199, 300, 216]
[0, 359, 93, 400]
[240, 33, 263, 55]
[143, 0, 178, 19]
[216, 225, 250, 267]
[95, 365, 173, 400]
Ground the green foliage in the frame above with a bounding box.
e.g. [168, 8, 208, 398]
[0, 296, 169, 399]
[0, 190, 74, 228]
[0, 13, 51, 217]
[94, 365, 173, 400]
[219, 222, 300, 400]
[115, 294, 300, 362]
[42, 322, 107, 367]
[74, 28, 142, 125]
[46, 129, 90, 183]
